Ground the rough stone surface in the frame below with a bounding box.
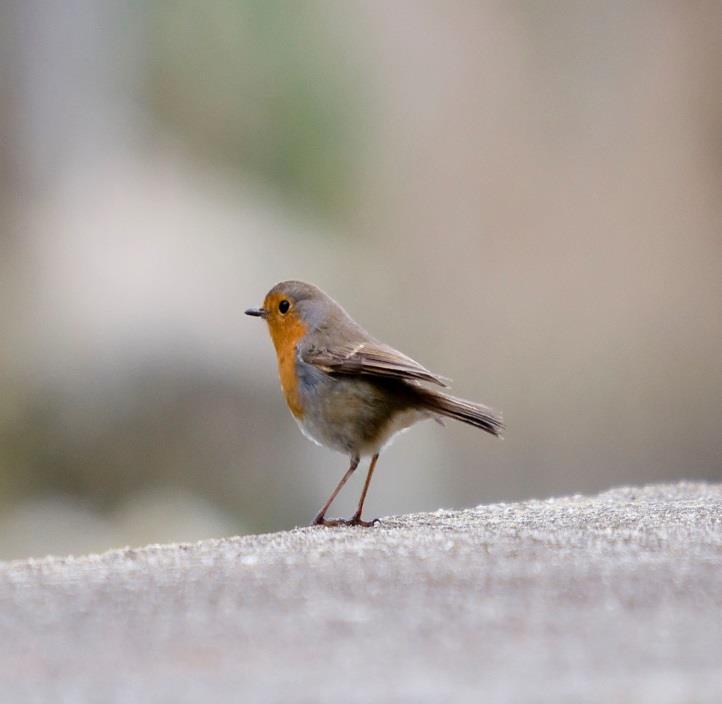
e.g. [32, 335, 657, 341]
[1, 482, 721, 703]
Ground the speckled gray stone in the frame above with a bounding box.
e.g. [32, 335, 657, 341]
[1, 483, 721, 703]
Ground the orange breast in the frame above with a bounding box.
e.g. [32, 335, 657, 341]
[268, 317, 307, 419]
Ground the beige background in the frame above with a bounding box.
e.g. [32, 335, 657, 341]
[1, 2, 720, 559]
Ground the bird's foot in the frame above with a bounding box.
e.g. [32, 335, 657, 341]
[347, 514, 380, 527]
[311, 514, 380, 528]
[312, 516, 345, 527]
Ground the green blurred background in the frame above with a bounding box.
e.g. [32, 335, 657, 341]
[1, 1, 721, 560]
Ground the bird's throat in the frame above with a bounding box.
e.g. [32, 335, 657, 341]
[269, 318, 307, 420]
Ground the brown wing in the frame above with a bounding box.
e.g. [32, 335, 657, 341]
[302, 340, 448, 387]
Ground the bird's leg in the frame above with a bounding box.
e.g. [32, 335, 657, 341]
[312, 455, 359, 526]
[348, 453, 381, 527]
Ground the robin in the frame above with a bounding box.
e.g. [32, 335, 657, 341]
[246, 280, 503, 527]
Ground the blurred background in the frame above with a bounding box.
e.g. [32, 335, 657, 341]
[1, 1, 721, 560]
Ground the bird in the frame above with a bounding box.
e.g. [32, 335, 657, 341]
[245, 280, 503, 527]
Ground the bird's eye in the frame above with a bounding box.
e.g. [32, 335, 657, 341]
[278, 299, 290, 314]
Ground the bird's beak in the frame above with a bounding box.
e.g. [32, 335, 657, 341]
[245, 307, 266, 318]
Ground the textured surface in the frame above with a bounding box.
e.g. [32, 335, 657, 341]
[1, 483, 721, 703]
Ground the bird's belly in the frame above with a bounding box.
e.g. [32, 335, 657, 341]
[295, 372, 425, 457]
[293, 415, 326, 449]
[369, 407, 426, 452]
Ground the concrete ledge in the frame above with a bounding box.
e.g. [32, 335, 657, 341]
[2, 482, 721, 703]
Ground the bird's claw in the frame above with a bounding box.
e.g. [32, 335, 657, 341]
[348, 515, 381, 527]
[312, 515, 380, 528]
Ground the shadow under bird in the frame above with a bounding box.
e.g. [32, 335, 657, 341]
[246, 281, 504, 527]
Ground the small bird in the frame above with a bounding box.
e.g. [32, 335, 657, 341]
[246, 281, 503, 527]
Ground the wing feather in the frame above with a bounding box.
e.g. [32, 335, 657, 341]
[302, 341, 448, 387]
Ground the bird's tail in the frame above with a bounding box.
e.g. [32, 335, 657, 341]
[416, 389, 504, 437]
